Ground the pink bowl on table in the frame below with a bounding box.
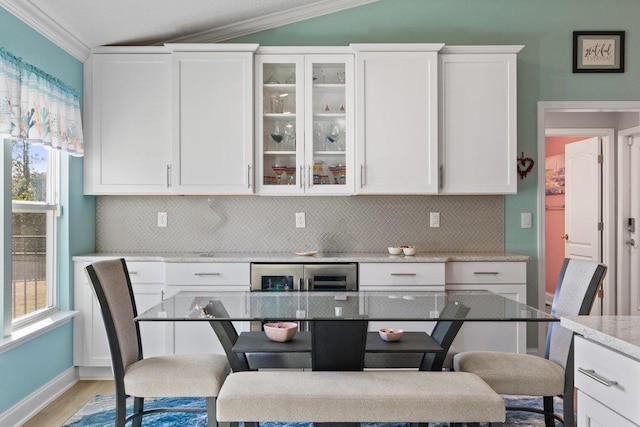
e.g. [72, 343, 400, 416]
[379, 328, 404, 342]
[264, 322, 298, 342]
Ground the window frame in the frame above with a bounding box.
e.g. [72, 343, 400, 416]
[9, 142, 60, 329]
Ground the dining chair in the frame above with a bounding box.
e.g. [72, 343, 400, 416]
[453, 258, 607, 427]
[364, 301, 469, 371]
[85, 258, 231, 427]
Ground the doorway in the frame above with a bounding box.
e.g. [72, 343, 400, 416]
[537, 102, 640, 349]
[617, 126, 640, 315]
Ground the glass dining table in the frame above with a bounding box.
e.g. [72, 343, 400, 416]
[136, 289, 556, 372]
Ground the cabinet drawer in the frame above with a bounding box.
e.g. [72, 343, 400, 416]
[445, 262, 525, 284]
[359, 263, 445, 287]
[125, 262, 165, 283]
[166, 262, 250, 285]
[76, 259, 165, 284]
[575, 336, 640, 424]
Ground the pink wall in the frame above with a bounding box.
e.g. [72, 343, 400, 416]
[545, 136, 588, 296]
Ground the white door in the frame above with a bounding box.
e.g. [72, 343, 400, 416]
[564, 137, 601, 261]
[626, 132, 640, 314]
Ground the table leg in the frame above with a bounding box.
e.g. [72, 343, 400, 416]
[311, 319, 368, 371]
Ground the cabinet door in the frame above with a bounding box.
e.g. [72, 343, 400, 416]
[446, 261, 527, 353]
[355, 51, 439, 194]
[85, 51, 172, 194]
[577, 391, 638, 427]
[165, 262, 251, 355]
[359, 262, 444, 333]
[255, 55, 305, 195]
[73, 262, 111, 367]
[172, 52, 254, 194]
[73, 260, 167, 368]
[305, 55, 355, 195]
[439, 49, 520, 194]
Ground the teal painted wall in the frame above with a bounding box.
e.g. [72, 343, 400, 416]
[0, 7, 95, 413]
[233, 0, 640, 315]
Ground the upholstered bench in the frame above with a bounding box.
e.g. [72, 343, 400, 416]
[217, 370, 505, 425]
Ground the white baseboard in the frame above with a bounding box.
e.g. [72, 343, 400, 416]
[0, 367, 78, 427]
[77, 366, 114, 380]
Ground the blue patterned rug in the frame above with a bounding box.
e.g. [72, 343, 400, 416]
[63, 395, 564, 426]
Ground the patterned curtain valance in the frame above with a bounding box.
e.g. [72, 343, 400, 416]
[0, 46, 83, 156]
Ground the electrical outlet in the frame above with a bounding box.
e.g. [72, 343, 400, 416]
[157, 212, 168, 228]
[430, 212, 440, 228]
[295, 212, 306, 228]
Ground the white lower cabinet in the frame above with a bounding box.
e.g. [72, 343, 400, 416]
[445, 261, 527, 353]
[165, 263, 251, 355]
[73, 260, 167, 373]
[359, 262, 445, 333]
[574, 336, 640, 426]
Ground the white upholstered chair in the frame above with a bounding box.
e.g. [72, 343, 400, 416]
[453, 258, 607, 427]
[85, 258, 231, 427]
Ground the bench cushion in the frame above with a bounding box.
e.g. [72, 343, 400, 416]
[217, 371, 505, 423]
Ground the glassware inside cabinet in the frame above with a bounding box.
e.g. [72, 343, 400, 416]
[263, 63, 297, 187]
[311, 62, 347, 186]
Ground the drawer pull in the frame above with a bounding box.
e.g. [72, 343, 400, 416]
[129, 271, 138, 275]
[473, 271, 499, 275]
[578, 367, 618, 387]
[194, 272, 221, 276]
[390, 273, 417, 276]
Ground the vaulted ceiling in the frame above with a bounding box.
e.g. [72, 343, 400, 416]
[0, 0, 379, 60]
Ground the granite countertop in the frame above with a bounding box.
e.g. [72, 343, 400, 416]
[561, 316, 640, 360]
[72, 251, 530, 263]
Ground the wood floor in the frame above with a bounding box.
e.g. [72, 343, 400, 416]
[22, 380, 114, 427]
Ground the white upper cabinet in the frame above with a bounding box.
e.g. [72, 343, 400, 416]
[352, 44, 443, 195]
[169, 44, 258, 194]
[255, 48, 355, 195]
[84, 47, 173, 194]
[438, 46, 523, 194]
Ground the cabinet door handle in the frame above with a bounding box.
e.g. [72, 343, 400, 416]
[578, 367, 618, 387]
[360, 164, 365, 187]
[308, 165, 312, 189]
[473, 271, 500, 275]
[194, 272, 221, 276]
[247, 164, 251, 188]
[390, 273, 417, 276]
[166, 164, 171, 188]
[300, 165, 304, 189]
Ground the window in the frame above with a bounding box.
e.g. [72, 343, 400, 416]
[11, 140, 59, 326]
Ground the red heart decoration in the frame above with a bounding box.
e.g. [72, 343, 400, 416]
[517, 154, 535, 180]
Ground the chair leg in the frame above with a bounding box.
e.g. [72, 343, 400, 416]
[132, 397, 144, 427]
[543, 395, 555, 427]
[114, 391, 128, 427]
[206, 397, 216, 427]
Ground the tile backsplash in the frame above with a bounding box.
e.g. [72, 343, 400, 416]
[96, 195, 504, 253]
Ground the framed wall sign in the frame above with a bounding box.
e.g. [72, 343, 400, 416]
[573, 31, 625, 73]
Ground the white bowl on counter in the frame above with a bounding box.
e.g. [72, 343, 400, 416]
[402, 246, 416, 256]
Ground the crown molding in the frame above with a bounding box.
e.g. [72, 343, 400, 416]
[166, 0, 380, 44]
[0, 0, 90, 61]
[1, 0, 379, 61]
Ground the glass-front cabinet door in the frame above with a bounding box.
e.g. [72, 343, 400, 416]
[256, 51, 354, 195]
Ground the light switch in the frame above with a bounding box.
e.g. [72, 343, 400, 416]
[521, 212, 532, 229]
